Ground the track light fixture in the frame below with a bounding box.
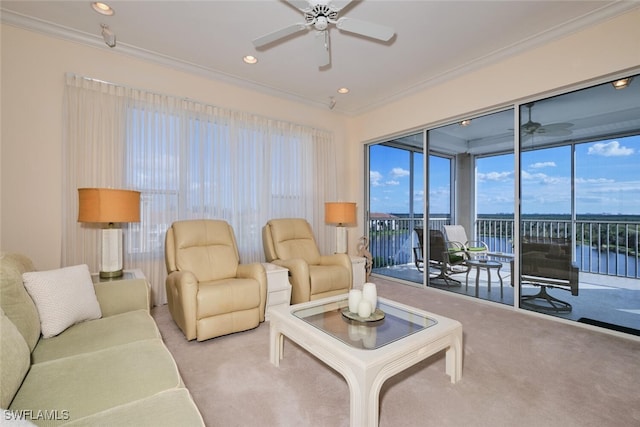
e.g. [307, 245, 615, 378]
[101, 24, 116, 48]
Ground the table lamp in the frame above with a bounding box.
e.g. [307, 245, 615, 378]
[325, 202, 356, 254]
[78, 188, 141, 278]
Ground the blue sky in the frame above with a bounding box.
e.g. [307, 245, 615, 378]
[369, 145, 424, 214]
[370, 135, 640, 216]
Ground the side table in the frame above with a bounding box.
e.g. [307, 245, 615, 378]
[91, 268, 145, 284]
[262, 263, 292, 320]
[464, 259, 504, 298]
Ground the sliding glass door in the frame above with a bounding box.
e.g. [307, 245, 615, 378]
[517, 74, 640, 333]
[365, 72, 639, 336]
[367, 133, 424, 284]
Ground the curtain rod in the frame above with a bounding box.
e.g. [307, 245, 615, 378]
[64, 72, 333, 136]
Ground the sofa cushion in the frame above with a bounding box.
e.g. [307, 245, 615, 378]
[0, 253, 41, 351]
[22, 264, 102, 338]
[9, 339, 183, 426]
[31, 309, 160, 364]
[93, 279, 151, 316]
[0, 409, 36, 426]
[0, 308, 31, 408]
[62, 389, 204, 426]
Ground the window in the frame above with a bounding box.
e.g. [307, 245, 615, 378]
[64, 74, 336, 305]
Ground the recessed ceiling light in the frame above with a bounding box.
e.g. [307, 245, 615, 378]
[91, 2, 114, 16]
[460, 119, 472, 127]
[243, 55, 258, 64]
[611, 77, 632, 90]
[337, 87, 349, 94]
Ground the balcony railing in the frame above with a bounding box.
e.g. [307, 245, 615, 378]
[368, 216, 640, 279]
[368, 217, 447, 269]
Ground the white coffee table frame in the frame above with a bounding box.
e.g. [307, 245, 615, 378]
[269, 294, 463, 427]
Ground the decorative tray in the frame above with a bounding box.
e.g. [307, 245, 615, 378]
[341, 307, 385, 322]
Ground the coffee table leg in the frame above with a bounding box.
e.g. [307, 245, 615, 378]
[445, 327, 463, 383]
[349, 370, 379, 427]
[269, 323, 283, 367]
[350, 381, 367, 427]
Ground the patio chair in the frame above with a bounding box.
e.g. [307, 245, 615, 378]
[443, 225, 489, 259]
[413, 228, 425, 272]
[511, 237, 579, 313]
[428, 229, 469, 286]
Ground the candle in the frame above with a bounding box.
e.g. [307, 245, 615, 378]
[348, 289, 362, 313]
[362, 327, 377, 349]
[362, 282, 377, 310]
[357, 300, 372, 318]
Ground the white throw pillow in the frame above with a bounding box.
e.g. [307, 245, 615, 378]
[22, 264, 102, 338]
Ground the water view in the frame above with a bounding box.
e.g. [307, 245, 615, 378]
[368, 214, 640, 279]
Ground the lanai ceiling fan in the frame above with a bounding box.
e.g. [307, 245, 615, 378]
[521, 102, 573, 137]
[252, 0, 395, 68]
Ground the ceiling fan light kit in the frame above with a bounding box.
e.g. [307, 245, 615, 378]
[253, 0, 395, 68]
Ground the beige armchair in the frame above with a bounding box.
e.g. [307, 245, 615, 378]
[262, 218, 352, 304]
[165, 219, 267, 341]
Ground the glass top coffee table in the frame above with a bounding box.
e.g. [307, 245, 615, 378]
[269, 294, 463, 427]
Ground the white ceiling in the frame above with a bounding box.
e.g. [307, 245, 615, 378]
[2, 0, 638, 115]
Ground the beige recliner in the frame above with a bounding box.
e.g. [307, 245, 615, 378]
[165, 219, 267, 341]
[262, 218, 352, 304]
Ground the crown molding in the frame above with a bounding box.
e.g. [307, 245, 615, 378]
[350, 1, 640, 116]
[3, 2, 638, 117]
[0, 9, 331, 111]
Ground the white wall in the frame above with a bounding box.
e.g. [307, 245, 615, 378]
[0, 24, 352, 269]
[351, 9, 640, 143]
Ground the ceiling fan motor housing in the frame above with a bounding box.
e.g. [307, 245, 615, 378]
[306, 4, 339, 29]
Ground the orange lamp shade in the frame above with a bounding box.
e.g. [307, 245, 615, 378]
[325, 202, 356, 225]
[78, 188, 141, 223]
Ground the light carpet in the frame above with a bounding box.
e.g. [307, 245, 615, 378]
[151, 277, 640, 427]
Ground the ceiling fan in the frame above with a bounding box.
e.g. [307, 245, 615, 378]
[252, 0, 395, 68]
[521, 102, 573, 137]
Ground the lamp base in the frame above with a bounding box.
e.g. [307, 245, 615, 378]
[99, 269, 123, 279]
[100, 228, 123, 278]
[336, 225, 348, 254]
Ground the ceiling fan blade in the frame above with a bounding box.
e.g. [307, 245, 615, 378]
[335, 17, 395, 41]
[331, 0, 356, 12]
[253, 23, 308, 48]
[539, 122, 573, 131]
[285, 0, 311, 12]
[537, 128, 572, 136]
[315, 31, 330, 67]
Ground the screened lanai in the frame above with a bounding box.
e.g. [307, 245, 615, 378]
[366, 73, 640, 336]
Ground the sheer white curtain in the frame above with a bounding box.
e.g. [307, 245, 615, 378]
[63, 74, 337, 306]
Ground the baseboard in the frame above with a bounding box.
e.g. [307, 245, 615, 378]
[577, 318, 640, 337]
